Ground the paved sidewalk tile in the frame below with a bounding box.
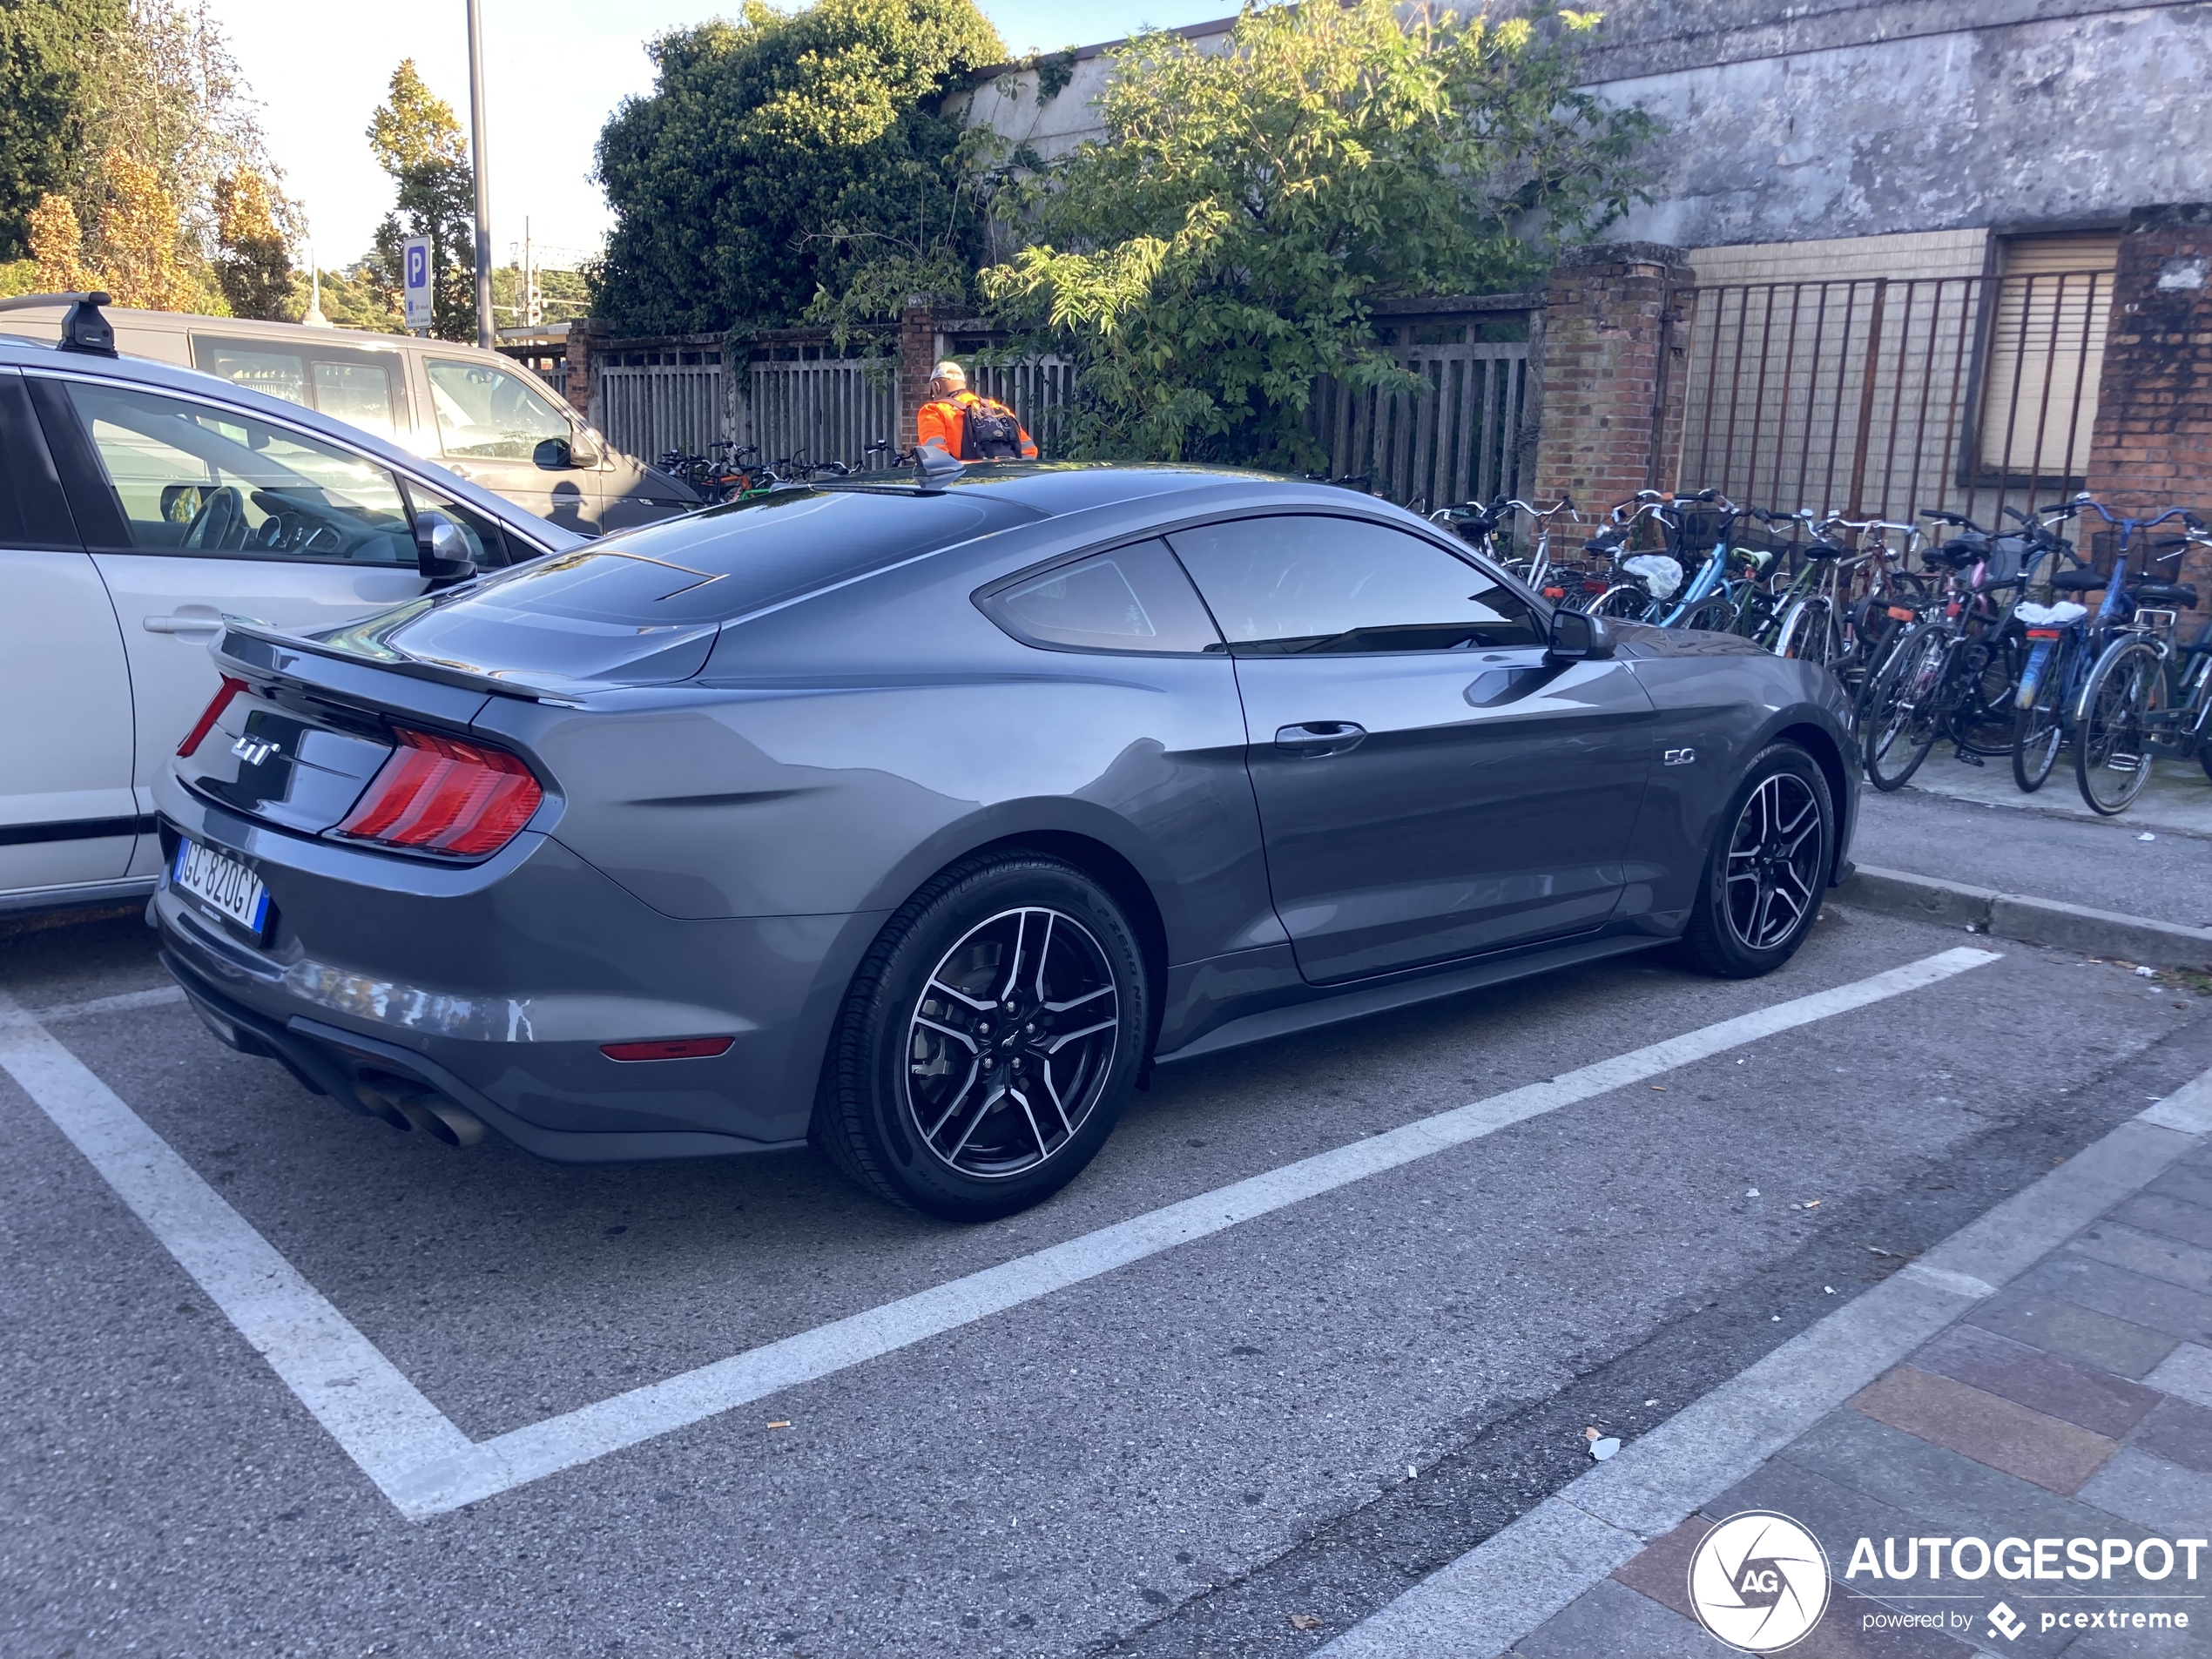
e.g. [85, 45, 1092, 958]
[1509, 1575, 1717, 1659]
[1792, 1585, 1977, 1659]
[1968, 1293, 2182, 1379]
[2019, 1253, 2212, 1344]
[2149, 1162, 2212, 1211]
[2129, 1395, 2212, 1475]
[2073, 1222, 2212, 1297]
[2114, 1193, 2212, 1251]
[2145, 1342, 2212, 1409]
[2076, 1446, 2212, 1536]
[1847, 1366, 2118, 1494]
[1782, 1411, 2126, 1546]
[1608, 1515, 1711, 1622]
[1911, 1325, 2161, 1439]
[1704, 1458, 1925, 1575]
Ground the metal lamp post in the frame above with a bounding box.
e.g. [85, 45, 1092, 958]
[466, 0, 494, 348]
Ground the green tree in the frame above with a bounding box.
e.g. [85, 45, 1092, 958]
[982, 1, 1653, 466]
[364, 59, 475, 340]
[0, 0, 124, 260]
[213, 168, 292, 318]
[593, 0, 1003, 335]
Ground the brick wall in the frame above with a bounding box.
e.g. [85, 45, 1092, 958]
[1530, 243, 1696, 514]
[2084, 204, 2212, 604]
[562, 318, 607, 427]
[898, 301, 948, 453]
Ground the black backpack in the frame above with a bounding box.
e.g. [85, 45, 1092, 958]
[960, 396, 1025, 461]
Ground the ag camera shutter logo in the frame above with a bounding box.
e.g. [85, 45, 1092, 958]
[1689, 1511, 1832, 1651]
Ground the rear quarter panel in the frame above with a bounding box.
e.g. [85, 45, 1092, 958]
[471, 540, 1279, 968]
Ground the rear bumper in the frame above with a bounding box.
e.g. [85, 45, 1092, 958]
[152, 788, 887, 1162]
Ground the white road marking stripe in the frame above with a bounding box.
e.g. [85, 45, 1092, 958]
[30, 985, 186, 1023]
[0, 947, 2000, 1519]
[0, 990, 473, 1507]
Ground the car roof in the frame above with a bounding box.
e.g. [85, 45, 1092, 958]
[0, 329, 587, 553]
[823, 460, 1393, 519]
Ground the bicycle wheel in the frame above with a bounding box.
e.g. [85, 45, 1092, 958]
[1947, 629, 2026, 759]
[2074, 637, 2164, 814]
[1592, 585, 1656, 622]
[2009, 634, 2074, 793]
[1862, 624, 1951, 791]
[1777, 595, 1842, 668]
[1677, 592, 1737, 633]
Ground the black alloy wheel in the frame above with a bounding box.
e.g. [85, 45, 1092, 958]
[1676, 743, 1834, 978]
[813, 852, 1148, 1222]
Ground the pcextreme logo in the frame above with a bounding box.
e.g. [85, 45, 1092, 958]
[1688, 1511, 1832, 1652]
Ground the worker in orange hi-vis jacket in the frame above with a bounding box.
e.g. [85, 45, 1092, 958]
[914, 361, 1038, 461]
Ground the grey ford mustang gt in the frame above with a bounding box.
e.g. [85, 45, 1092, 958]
[154, 461, 1858, 1220]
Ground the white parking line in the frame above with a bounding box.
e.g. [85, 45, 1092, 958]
[30, 985, 185, 1024]
[0, 947, 2000, 1520]
[0, 991, 472, 1510]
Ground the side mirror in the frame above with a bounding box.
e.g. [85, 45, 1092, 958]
[533, 437, 574, 470]
[1548, 607, 1615, 663]
[415, 510, 477, 585]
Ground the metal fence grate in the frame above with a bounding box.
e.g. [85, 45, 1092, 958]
[597, 361, 725, 464]
[1679, 272, 2115, 525]
[1310, 341, 1531, 509]
[746, 358, 898, 471]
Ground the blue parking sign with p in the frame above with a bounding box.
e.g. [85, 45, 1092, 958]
[401, 235, 433, 330]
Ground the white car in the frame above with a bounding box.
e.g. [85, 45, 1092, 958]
[0, 297, 590, 916]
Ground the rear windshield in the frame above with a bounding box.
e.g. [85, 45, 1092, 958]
[458, 487, 1028, 626]
[314, 486, 1033, 686]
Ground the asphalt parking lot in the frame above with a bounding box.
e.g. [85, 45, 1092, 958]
[5, 901, 2211, 1658]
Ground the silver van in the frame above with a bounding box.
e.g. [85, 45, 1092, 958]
[0, 301, 700, 534]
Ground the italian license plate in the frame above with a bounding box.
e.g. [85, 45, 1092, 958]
[172, 837, 271, 938]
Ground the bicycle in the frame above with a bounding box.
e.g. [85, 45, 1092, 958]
[2071, 513, 2209, 813]
[1433, 496, 1578, 592]
[1859, 508, 2050, 790]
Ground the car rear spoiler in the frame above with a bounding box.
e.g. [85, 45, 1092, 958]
[218, 619, 590, 714]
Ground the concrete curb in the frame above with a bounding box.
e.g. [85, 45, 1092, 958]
[1836, 865, 2212, 968]
[1318, 1067, 2212, 1659]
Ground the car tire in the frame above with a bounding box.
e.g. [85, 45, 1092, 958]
[813, 850, 1149, 1222]
[1672, 743, 1834, 979]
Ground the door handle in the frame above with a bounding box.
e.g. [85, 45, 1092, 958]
[143, 614, 223, 635]
[1274, 720, 1366, 758]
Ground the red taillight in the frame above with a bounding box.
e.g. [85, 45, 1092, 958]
[179, 676, 248, 757]
[2026, 628, 2063, 639]
[334, 727, 543, 856]
[600, 1036, 734, 1062]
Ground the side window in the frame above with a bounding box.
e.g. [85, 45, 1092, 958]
[59, 380, 416, 564]
[192, 336, 405, 441]
[311, 361, 400, 441]
[425, 358, 570, 460]
[1166, 515, 1542, 655]
[401, 480, 517, 570]
[980, 538, 1224, 655]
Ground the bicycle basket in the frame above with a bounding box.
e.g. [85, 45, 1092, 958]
[1671, 503, 1737, 556]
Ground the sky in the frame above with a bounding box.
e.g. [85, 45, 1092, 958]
[208, 0, 1233, 272]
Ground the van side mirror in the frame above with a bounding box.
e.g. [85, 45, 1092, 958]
[415, 510, 477, 585]
[533, 437, 574, 470]
[1548, 607, 1615, 662]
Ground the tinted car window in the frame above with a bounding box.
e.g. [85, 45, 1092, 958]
[1168, 514, 1541, 654]
[327, 488, 1027, 686]
[61, 380, 415, 564]
[982, 539, 1223, 655]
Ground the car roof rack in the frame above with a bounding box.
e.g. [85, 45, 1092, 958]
[0, 290, 117, 357]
